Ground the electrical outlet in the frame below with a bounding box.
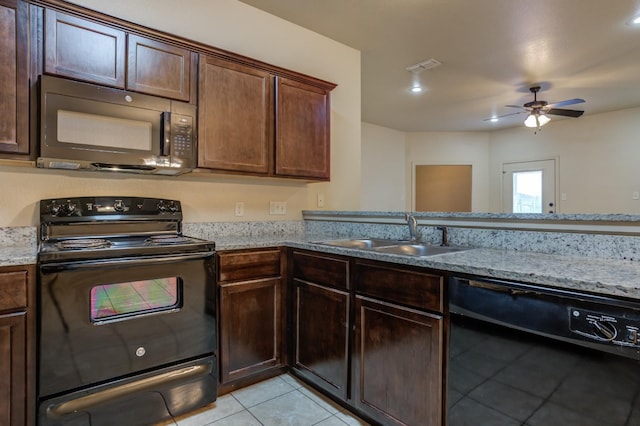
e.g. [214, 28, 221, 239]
[633, 192, 640, 200]
[235, 202, 245, 216]
[269, 201, 287, 215]
[317, 193, 325, 208]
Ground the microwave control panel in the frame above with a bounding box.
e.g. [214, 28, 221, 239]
[170, 114, 194, 159]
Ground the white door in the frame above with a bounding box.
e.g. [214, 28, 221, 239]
[502, 159, 556, 213]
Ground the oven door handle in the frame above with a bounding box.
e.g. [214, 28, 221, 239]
[39, 252, 213, 272]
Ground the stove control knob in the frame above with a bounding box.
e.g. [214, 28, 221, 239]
[592, 320, 617, 341]
[168, 201, 179, 213]
[47, 201, 61, 216]
[157, 200, 168, 212]
[63, 201, 77, 216]
[113, 200, 126, 212]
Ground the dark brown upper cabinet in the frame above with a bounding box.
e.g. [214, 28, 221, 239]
[44, 9, 195, 102]
[276, 77, 331, 180]
[198, 55, 335, 180]
[127, 34, 195, 102]
[0, 0, 30, 157]
[198, 56, 274, 174]
[44, 9, 126, 88]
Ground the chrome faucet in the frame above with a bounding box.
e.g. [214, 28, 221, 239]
[405, 213, 418, 242]
[437, 225, 448, 246]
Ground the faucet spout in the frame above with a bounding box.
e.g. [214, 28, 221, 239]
[405, 213, 418, 242]
[437, 225, 448, 246]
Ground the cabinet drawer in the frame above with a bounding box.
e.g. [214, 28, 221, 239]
[292, 251, 348, 290]
[354, 261, 443, 313]
[218, 249, 281, 282]
[0, 271, 27, 311]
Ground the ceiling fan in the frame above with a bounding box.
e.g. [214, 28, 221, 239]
[488, 86, 585, 129]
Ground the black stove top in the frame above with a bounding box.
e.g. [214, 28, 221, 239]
[38, 196, 215, 262]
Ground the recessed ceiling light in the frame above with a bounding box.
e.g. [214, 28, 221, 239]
[627, 14, 640, 25]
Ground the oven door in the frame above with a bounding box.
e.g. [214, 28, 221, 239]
[38, 252, 216, 399]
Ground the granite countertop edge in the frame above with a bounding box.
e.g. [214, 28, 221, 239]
[5, 234, 640, 300]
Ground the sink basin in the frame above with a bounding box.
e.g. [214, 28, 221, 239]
[315, 238, 406, 249]
[373, 244, 466, 257]
[314, 239, 471, 257]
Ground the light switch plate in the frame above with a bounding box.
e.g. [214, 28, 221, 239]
[269, 201, 287, 215]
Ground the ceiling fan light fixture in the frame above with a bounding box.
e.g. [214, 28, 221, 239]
[524, 112, 551, 128]
[538, 113, 550, 126]
[524, 113, 538, 128]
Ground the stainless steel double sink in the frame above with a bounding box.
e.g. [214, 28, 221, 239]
[313, 238, 470, 257]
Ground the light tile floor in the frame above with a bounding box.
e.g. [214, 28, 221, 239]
[170, 374, 370, 426]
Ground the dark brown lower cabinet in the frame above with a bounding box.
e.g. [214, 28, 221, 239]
[219, 278, 282, 383]
[0, 312, 26, 426]
[293, 280, 350, 400]
[217, 248, 285, 393]
[290, 250, 350, 401]
[0, 265, 35, 426]
[353, 296, 443, 426]
[290, 251, 446, 425]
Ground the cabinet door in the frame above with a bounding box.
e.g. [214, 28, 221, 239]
[275, 77, 330, 180]
[293, 280, 350, 401]
[44, 9, 125, 87]
[354, 296, 443, 426]
[0, 0, 29, 155]
[198, 56, 273, 174]
[127, 34, 195, 101]
[0, 312, 26, 426]
[219, 278, 282, 384]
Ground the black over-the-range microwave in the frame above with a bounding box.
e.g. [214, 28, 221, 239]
[37, 75, 197, 175]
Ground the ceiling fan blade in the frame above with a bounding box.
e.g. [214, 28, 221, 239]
[505, 104, 527, 110]
[546, 108, 584, 118]
[483, 111, 526, 121]
[547, 98, 585, 108]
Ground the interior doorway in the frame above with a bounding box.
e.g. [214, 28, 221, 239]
[502, 159, 557, 213]
[414, 165, 472, 212]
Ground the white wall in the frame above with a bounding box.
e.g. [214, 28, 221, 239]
[489, 107, 640, 214]
[405, 132, 491, 212]
[360, 126, 491, 213]
[360, 123, 406, 211]
[362, 108, 640, 215]
[0, 0, 361, 227]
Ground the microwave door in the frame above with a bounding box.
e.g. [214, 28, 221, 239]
[41, 93, 162, 163]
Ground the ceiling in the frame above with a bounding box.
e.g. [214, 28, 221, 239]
[239, 0, 640, 132]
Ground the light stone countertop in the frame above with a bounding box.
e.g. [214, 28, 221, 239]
[4, 233, 640, 301]
[0, 245, 38, 266]
[216, 234, 640, 300]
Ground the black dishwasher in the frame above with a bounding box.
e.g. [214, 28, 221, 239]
[448, 276, 640, 426]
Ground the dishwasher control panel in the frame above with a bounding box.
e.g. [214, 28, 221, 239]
[570, 308, 640, 347]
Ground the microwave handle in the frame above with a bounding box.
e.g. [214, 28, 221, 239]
[161, 111, 171, 156]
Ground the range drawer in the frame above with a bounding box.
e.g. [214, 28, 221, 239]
[217, 248, 281, 282]
[354, 261, 443, 313]
[292, 250, 349, 290]
[0, 270, 28, 311]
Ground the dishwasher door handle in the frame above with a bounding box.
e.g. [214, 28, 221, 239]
[467, 279, 539, 296]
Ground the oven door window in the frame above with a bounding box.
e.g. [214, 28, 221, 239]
[90, 277, 181, 323]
